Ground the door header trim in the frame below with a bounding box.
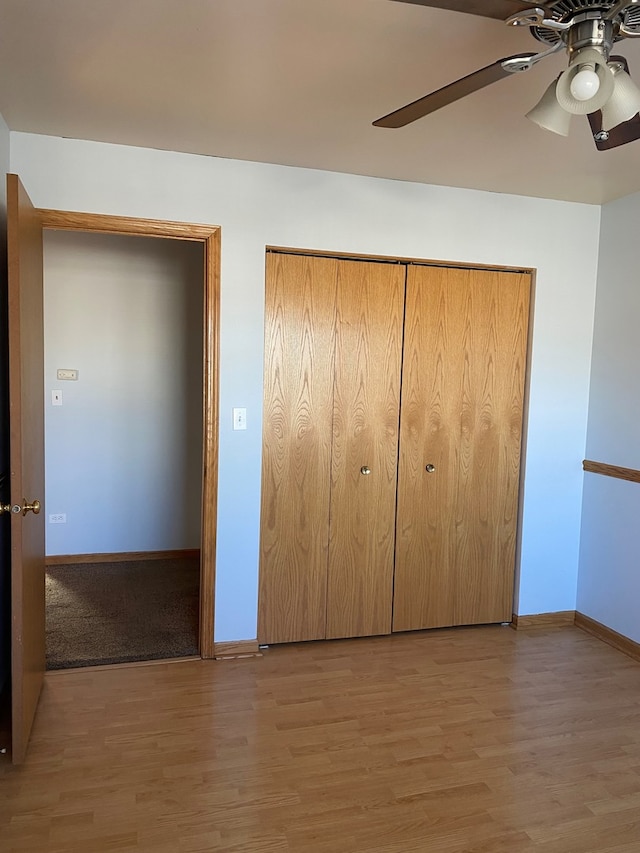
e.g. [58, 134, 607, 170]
[38, 209, 218, 242]
[266, 245, 534, 276]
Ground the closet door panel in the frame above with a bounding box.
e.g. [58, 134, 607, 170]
[326, 261, 404, 639]
[393, 265, 530, 631]
[258, 253, 337, 644]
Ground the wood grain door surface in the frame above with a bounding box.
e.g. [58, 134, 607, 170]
[258, 253, 338, 644]
[393, 265, 530, 632]
[259, 253, 530, 645]
[326, 260, 404, 639]
[7, 174, 46, 763]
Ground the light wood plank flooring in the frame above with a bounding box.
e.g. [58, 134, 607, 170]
[2, 625, 640, 852]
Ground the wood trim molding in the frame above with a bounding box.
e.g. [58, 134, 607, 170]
[213, 640, 262, 660]
[511, 611, 576, 629]
[199, 227, 220, 660]
[575, 612, 640, 664]
[45, 656, 201, 675]
[266, 245, 534, 276]
[583, 459, 640, 484]
[38, 209, 221, 661]
[38, 209, 217, 242]
[45, 550, 200, 566]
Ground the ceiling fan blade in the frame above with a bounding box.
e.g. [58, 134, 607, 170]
[588, 112, 640, 150]
[586, 56, 640, 150]
[390, 0, 552, 20]
[373, 54, 535, 128]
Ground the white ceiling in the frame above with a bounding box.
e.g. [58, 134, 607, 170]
[1, 0, 639, 204]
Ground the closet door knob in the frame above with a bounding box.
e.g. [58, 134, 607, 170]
[360, 466, 371, 475]
[425, 464, 436, 473]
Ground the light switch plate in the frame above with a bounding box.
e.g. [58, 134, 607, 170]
[57, 368, 78, 380]
[52, 390, 63, 406]
[233, 407, 247, 430]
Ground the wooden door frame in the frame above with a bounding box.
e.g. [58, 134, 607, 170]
[37, 209, 220, 659]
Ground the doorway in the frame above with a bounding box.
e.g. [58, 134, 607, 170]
[39, 209, 220, 664]
[43, 229, 204, 667]
[5, 180, 223, 761]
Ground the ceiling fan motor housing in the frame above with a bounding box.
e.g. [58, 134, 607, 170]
[531, 1, 640, 46]
[565, 16, 615, 58]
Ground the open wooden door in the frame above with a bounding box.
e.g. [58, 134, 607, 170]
[5, 174, 45, 763]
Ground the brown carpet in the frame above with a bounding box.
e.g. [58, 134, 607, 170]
[45, 557, 200, 669]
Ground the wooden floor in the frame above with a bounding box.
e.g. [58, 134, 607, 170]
[2, 626, 640, 852]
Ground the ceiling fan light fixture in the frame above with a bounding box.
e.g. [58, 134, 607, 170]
[569, 65, 600, 101]
[526, 79, 572, 136]
[556, 48, 615, 115]
[601, 64, 640, 130]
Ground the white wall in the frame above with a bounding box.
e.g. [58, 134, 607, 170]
[10, 132, 600, 641]
[44, 230, 203, 555]
[577, 191, 640, 643]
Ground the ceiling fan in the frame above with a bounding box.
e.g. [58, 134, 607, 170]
[374, 1, 640, 150]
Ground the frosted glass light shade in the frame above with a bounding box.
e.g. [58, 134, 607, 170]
[601, 67, 640, 130]
[526, 79, 572, 136]
[556, 48, 614, 115]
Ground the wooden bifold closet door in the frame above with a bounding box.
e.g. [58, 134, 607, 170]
[258, 254, 337, 644]
[392, 265, 530, 631]
[258, 252, 404, 644]
[326, 259, 404, 639]
[259, 252, 531, 645]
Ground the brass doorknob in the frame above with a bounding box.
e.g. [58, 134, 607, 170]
[1, 499, 41, 515]
[425, 464, 436, 473]
[20, 499, 41, 516]
[360, 466, 371, 475]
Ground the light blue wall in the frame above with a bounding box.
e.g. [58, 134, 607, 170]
[580, 192, 640, 467]
[10, 132, 600, 641]
[577, 191, 640, 643]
